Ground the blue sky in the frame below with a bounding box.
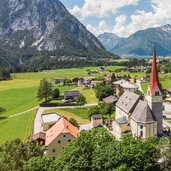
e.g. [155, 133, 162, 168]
[60, 0, 171, 37]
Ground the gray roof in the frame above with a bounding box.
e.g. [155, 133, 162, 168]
[116, 91, 140, 114]
[115, 116, 128, 124]
[64, 91, 80, 97]
[131, 100, 156, 123]
[91, 114, 102, 119]
[103, 95, 118, 103]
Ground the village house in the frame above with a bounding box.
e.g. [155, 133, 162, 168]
[103, 95, 118, 104]
[45, 117, 79, 158]
[53, 78, 65, 84]
[63, 91, 80, 102]
[113, 47, 163, 139]
[33, 116, 79, 158]
[91, 80, 103, 87]
[113, 79, 139, 97]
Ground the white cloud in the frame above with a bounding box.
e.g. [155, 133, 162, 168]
[70, 0, 139, 19]
[112, 0, 171, 37]
[87, 20, 110, 36]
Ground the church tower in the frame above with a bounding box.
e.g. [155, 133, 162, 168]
[146, 46, 163, 135]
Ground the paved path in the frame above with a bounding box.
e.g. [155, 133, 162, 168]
[9, 106, 39, 118]
[33, 103, 98, 135]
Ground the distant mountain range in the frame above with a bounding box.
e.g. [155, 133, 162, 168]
[98, 24, 171, 56]
[0, 0, 118, 69]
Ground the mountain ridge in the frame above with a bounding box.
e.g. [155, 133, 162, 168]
[98, 24, 171, 56]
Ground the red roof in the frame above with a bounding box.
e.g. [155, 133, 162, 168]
[45, 117, 79, 146]
[149, 46, 160, 94]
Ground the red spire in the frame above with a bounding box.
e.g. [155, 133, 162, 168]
[149, 46, 160, 94]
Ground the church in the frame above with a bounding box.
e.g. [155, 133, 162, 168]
[113, 47, 163, 139]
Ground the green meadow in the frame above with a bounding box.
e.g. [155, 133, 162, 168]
[1, 65, 171, 144]
[0, 66, 123, 144]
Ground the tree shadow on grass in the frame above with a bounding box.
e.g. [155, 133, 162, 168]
[0, 117, 8, 120]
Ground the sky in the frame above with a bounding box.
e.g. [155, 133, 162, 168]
[60, 0, 171, 38]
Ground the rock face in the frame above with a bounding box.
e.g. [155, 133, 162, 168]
[0, 0, 116, 68]
[98, 24, 171, 56]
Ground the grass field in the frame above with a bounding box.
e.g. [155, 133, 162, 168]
[0, 109, 37, 145]
[72, 86, 98, 104]
[44, 108, 90, 124]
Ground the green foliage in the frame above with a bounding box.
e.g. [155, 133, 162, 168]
[23, 156, 54, 171]
[49, 128, 159, 171]
[163, 62, 171, 73]
[134, 90, 145, 100]
[96, 83, 114, 101]
[52, 88, 60, 99]
[63, 78, 72, 86]
[88, 106, 101, 119]
[37, 78, 53, 102]
[0, 139, 44, 171]
[100, 103, 115, 118]
[69, 118, 79, 128]
[0, 68, 11, 80]
[111, 73, 117, 82]
[0, 107, 6, 114]
[76, 94, 86, 105]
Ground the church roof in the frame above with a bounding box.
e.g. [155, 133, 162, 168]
[149, 46, 160, 94]
[115, 116, 128, 124]
[116, 91, 140, 114]
[131, 100, 156, 123]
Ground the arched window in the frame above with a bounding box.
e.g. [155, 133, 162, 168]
[155, 91, 160, 96]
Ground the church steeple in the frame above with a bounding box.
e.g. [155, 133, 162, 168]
[149, 46, 160, 95]
[146, 46, 163, 135]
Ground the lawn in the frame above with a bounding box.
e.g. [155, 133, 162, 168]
[0, 109, 37, 145]
[72, 86, 98, 104]
[43, 108, 90, 124]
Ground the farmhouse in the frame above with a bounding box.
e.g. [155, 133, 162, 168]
[63, 91, 80, 102]
[45, 117, 79, 158]
[113, 47, 163, 139]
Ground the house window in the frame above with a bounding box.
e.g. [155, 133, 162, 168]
[140, 125, 143, 129]
[52, 149, 56, 153]
[68, 139, 71, 142]
[155, 91, 160, 96]
[63, 134, 66, 138]
[140, 131, 143, 138]
[58, 140, 61, 143]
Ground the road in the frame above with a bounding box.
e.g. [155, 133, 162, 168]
[33, 103, 98, 135]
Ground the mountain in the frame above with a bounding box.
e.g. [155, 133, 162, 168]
[97, 32, 124, 51]
[99, 24, 171, 56]
[0, 0, 118, 69]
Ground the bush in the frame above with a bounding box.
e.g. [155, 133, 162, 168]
[0, 107, 6, 114]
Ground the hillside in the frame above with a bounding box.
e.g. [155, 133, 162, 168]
[97, 32, 124, 51]
[98, 24, 171, 56]
[0, 0, 119, 70]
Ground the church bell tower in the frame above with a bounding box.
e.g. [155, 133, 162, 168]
[146, 46, 163, 135]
